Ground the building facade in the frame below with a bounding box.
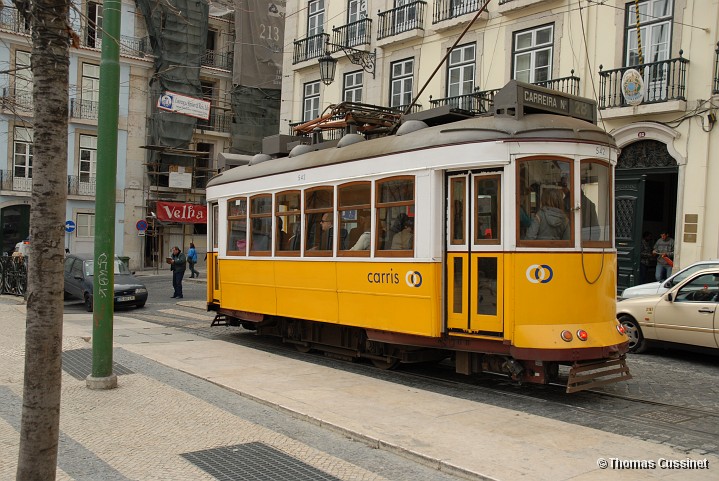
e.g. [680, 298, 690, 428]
[280, 0, 719, 290]
[0, 1, 237, 271]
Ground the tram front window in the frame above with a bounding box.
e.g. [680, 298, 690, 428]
[518, 159, 572, 244]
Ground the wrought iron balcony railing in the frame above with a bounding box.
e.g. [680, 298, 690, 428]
[293, 33, 329, 64]
[430, 74, 579, 114]
[598, 53, 688, 109]
[0, 170, 32, 193]
[196, 112, 233, 133]
[0, 171, 96, 196]
[714, 43, 719, 95]
[67, 175, 96, 196]
[378, 2, 426, 40]
[0, 7, 31, 34]
[390, 103, 423, 114]
[201, 50, 233, 70]
[70, 98, 99, 120]
[120, 35, 153, 57]
[332, 18, 372, 49]
[1, 88, 33, 111]
[433, 0, 483, 24]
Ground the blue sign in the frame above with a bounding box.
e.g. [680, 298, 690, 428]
[136, 219, 148, 231]
[65, 220, 76, 233]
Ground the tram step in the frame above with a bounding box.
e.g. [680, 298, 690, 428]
[211, 314, 229, 327]
[566, 355, 633, 393]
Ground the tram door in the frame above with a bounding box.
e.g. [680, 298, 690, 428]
[446, 172, 504, 335]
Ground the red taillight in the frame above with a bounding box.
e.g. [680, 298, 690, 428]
[616, 324, 626, 335]
[560, 330, 573, 342]
[576, 329, 588, 341]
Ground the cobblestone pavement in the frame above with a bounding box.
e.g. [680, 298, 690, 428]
[0, 299, 467, 481]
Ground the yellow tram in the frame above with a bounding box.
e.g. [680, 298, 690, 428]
[204, 81, 631, 393]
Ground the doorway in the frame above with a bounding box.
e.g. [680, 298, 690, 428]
[615, 140, 678, 292]
[445, 171, 504, 336]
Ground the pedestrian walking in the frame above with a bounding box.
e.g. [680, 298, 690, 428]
[168, 246, 186, 298]
[187, 242, 199, 278]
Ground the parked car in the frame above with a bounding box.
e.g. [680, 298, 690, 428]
[620, 260, 719, 300]
[64, 253, 148, 312]
[617, 267, 719, 353]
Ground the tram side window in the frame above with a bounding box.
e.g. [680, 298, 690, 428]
[250, 195, 272, 255]
[227, 197, 247, 256]
[518, 159, 572, 244]
[305, 187, 337, 255]
[339, 182, 371, 255]
[580, 160, 611, 245]
[276, 190, 301, 254]
[376, 177, 415, 255]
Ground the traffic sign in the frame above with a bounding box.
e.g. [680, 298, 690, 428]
[65, 220, 76, 233]
[136, 219, 148, 231]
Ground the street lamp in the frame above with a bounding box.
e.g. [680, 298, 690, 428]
[318, 36, 376, 86]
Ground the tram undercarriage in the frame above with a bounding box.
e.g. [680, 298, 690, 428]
[211, 309, 631, 393]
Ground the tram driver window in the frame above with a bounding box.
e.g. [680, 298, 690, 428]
[227, 197, 247, 256]
[518, 159, 572, 244]
[376, 177, 415, 255]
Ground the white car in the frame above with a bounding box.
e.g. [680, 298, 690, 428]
[620, 260, 719, 300]
[617, 267, 719, 353]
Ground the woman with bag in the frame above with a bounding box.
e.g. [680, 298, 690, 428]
[187, 242, 199, 278]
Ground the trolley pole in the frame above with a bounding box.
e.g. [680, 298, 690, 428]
[87, 0, 121, 390]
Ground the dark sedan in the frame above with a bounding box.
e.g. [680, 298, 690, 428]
[64, 253, 148, 311]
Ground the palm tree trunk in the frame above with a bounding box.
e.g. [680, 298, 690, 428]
[15, 0, 70, 479]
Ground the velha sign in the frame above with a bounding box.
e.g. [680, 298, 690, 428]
[156, 201, 207, 223]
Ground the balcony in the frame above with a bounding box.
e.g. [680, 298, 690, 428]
[120, 35, 153, 58]
[70, 98, 99, 120]
[0, 7, 30, 34]
[1, 88, 33, 112]
[67, 175, 96, 196]
[196, 112, 233, 133]
[433, 0, 484, 24]
[293, 33, 329, 64]
[332, 19, 372, 49]
[430, 74, 579, 115]
[201, 50, 233, 71]
[598, 54, 688, 110]
[0, 171, 97, 196]
[377, 2, 426, 41]
[0, 171, 31, 193]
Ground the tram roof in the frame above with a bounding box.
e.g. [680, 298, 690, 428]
[207, 113, 615, 188]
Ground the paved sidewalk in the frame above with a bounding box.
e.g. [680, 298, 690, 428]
[1, 299, 717, 480]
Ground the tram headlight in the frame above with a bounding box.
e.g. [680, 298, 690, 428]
[576, 329, 588, 341]
[560, 330, 573, 342]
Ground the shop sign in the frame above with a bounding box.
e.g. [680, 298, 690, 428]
[156, 202, 207, 224]
[157, 91, 211, 120]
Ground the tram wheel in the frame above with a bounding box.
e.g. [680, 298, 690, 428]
[371, 358, 400, 370]
[619, 315, 646, 353]
[294, 343, 312, 353]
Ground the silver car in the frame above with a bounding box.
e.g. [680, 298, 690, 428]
[617, 267, 719, 353]
[620, 260, 719, 300]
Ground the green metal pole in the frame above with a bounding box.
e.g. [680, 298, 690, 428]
[88, 0, 121, 389]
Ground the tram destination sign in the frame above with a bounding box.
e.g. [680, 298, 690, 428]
[493, 80, 597, 124]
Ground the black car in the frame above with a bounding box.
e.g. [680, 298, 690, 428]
[64, 253, 148, 311]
